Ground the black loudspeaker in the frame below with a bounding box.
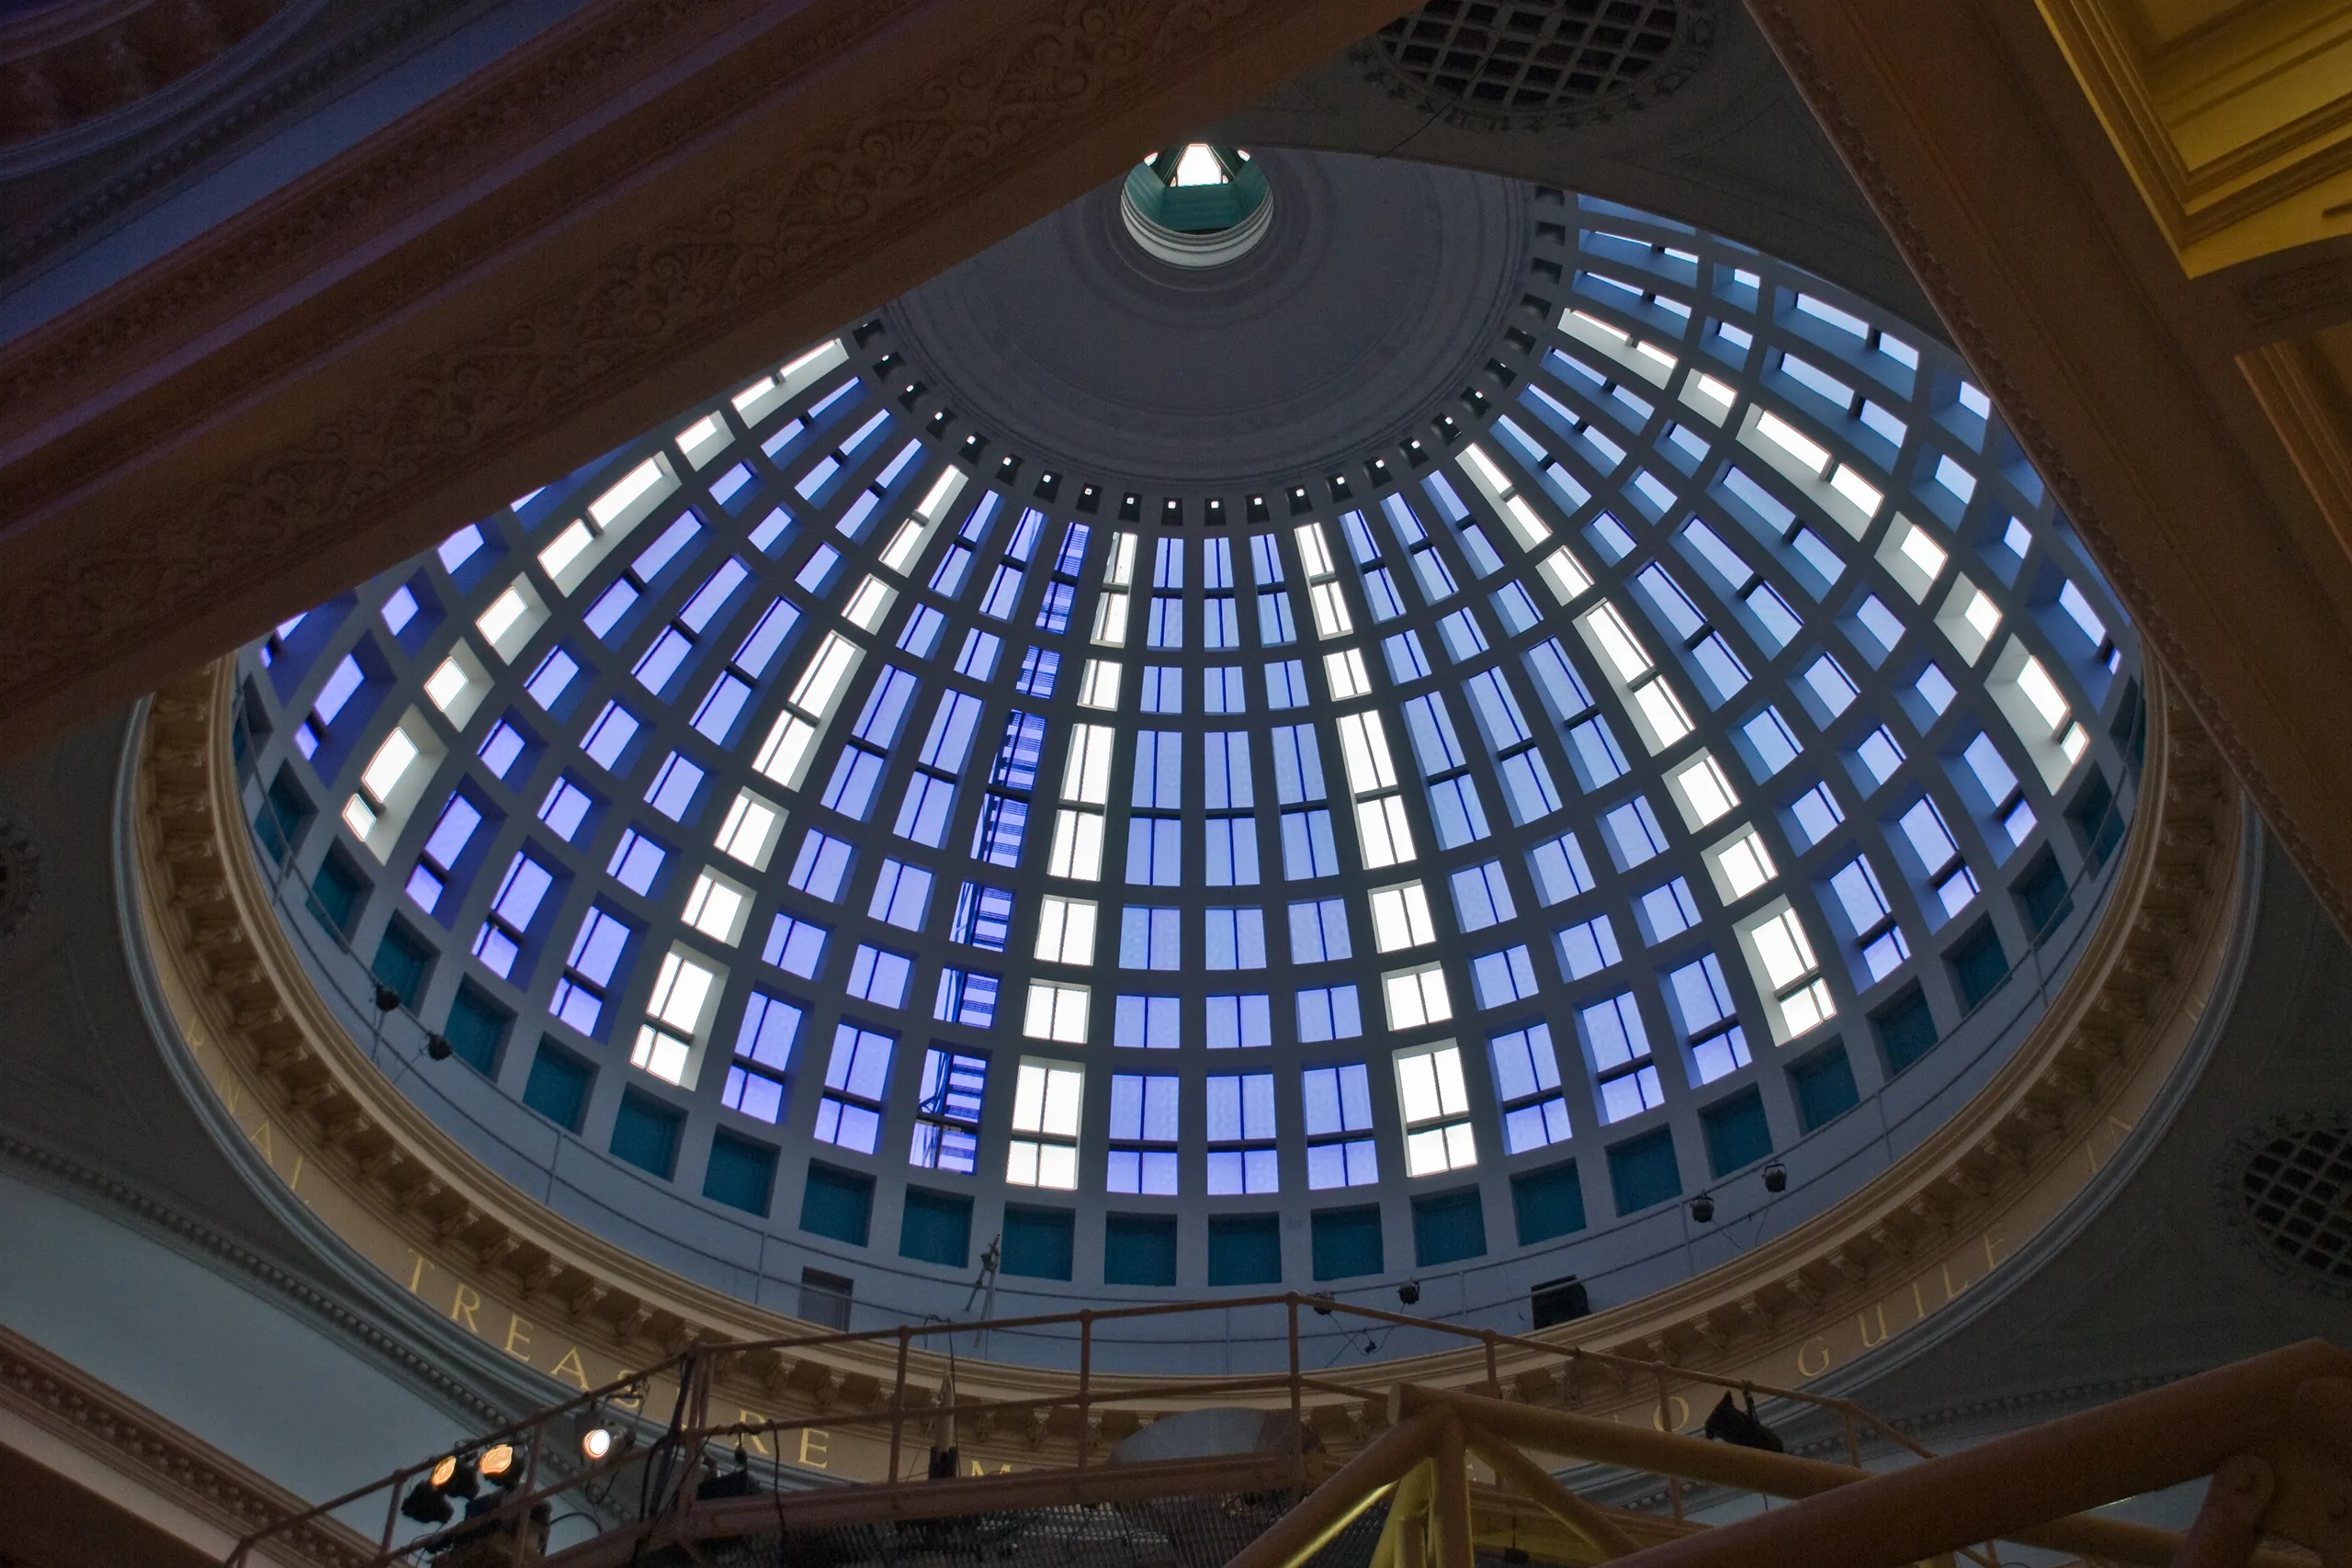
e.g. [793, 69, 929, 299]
[928, 1446, 961, 1480]
[1530, 1275, 1590, 1329]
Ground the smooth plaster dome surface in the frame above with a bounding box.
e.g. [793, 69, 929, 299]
[888, 152, 1529, 486]
[224, 153, 2147, 1369]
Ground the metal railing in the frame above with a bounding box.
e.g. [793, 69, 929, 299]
[227, 1291, 1940, 1567]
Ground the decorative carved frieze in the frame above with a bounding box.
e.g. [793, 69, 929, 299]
[0, 1323, 373, 1567]
[0, 0, 1417, 759]
[130, 659, 2243, 1476]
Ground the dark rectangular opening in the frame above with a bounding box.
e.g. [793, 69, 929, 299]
[1790, 1044, 1860, 1131]
[704, 1132, 777, 1216]
[1949, 920, 2008, 1012]
[798, 1268, 853, 1330]
[1531, 1275, 1591, 1329]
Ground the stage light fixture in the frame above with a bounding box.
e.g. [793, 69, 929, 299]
[425, 1033, 453, 1061]
[400, 1479, 453, 1526]
[1702, 1388, 1785, 1452]
[1397, 1280, 1421, 1306]
[1690, 1193, 1716, 1224]
[1763, 1160, 1787, 1193]
[437, 1453, 481, 1500]
[478, 1442, 517, 1485]
[373, 983, 402, 1013]
[1309, 1291, 1335, 1316]
[582, 1427, 616, 1461]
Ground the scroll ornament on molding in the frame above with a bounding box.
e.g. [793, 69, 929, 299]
[133, 657, 2241, 1471]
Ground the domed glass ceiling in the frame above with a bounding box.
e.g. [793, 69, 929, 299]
[225, 172, 2143, 1360]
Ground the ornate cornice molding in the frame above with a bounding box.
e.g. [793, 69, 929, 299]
[2031, 0, 2352, 276]
[0, 0, 304, 154]
[0, 1129, 506, 1429]
[128, 655, 2243, 1476]
[0, 0, 478, 272]
[0, 1320, 375, 1568]
[0, 0, 1415, 759]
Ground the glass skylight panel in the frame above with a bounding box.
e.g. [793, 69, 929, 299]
[1939, 576, 2004, 665]
[934, 966, 1000, 1028]
[1206, 1073, 1279, 1193]
[1204, 908, 1268, 969]
[812, 1022, 891, 1152]
[1303, 1063, 1376, 1188]
[1395, 1043, 1476, 1175]
[723, 991, 801, 1122]
[1108, 1073, 1179, 1194]
[1369, 882, 1438, 952]
[633, 947, 720, 1085]
[762, 912, 827, 980]
[868, 859, 933, 931]
[1472, 945, 1540, 1008]
[473, 852, 555, 976]
[1035, 895, 1098, 964]
[1022, 981, 1089, 1044]
[789, 829, 851, 901]
[1140, 666, 1182, 713]
[1636, 877, 1702, 944]
[1290, 898, 1351, 964]
[608, 828, 666, 895]
[551, 904, 633, 1035]
[1853, 726, 1906, 790]
[1449, 861, 1516, 931]
[1265, 660, 1309, 707]
[1911, 662, 1958, 719]
[1602, 796, 1669, 870]
[1707, 824, 1778, 903]
[1556, 912, 1622, 979]
[1528, 832, 1597, 905]
[1206, 993, 1272, 1049]
[1118, 907, 1180, 970]
[241, 190, 2143, 1290]
[909, 1048, 986, 1173]
[1667, 752, 1740, 829]
[682, 868, 752, 945]
[1492, 1023, 1571, 1152]
[406, 795, 485, 914]
[846, 943, 912, 1008]
[1297, 984, 1362, 1043]
[1739, 900, 1836, 1040]
[1382, 964, 1453, 1031]
[1114, 993, 1180, 1049]
[1008, 1059, 1082, 1187]
[1788, 782, 1846, 849]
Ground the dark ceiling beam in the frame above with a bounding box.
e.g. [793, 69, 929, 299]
[1743, 0, 2352, 938]
[0, 0, 1413, 757]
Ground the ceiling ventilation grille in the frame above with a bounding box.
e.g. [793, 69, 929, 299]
[1362, 0, 1712, 129]
[2234, 1119, 2352, 1291]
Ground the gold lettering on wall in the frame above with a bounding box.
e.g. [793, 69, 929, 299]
[1798, 1337, 1833, 1377]
[1856, 1302, 1891, 1348]
[450, 1284, 482, 1333]
[503, 1314, 533, 1362]
[738, 1409, 771, 1457]
[1649, 1394, 1691, 1431]
[549, 1347, 591, 1390]
[799, 1428, 831, 1469]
